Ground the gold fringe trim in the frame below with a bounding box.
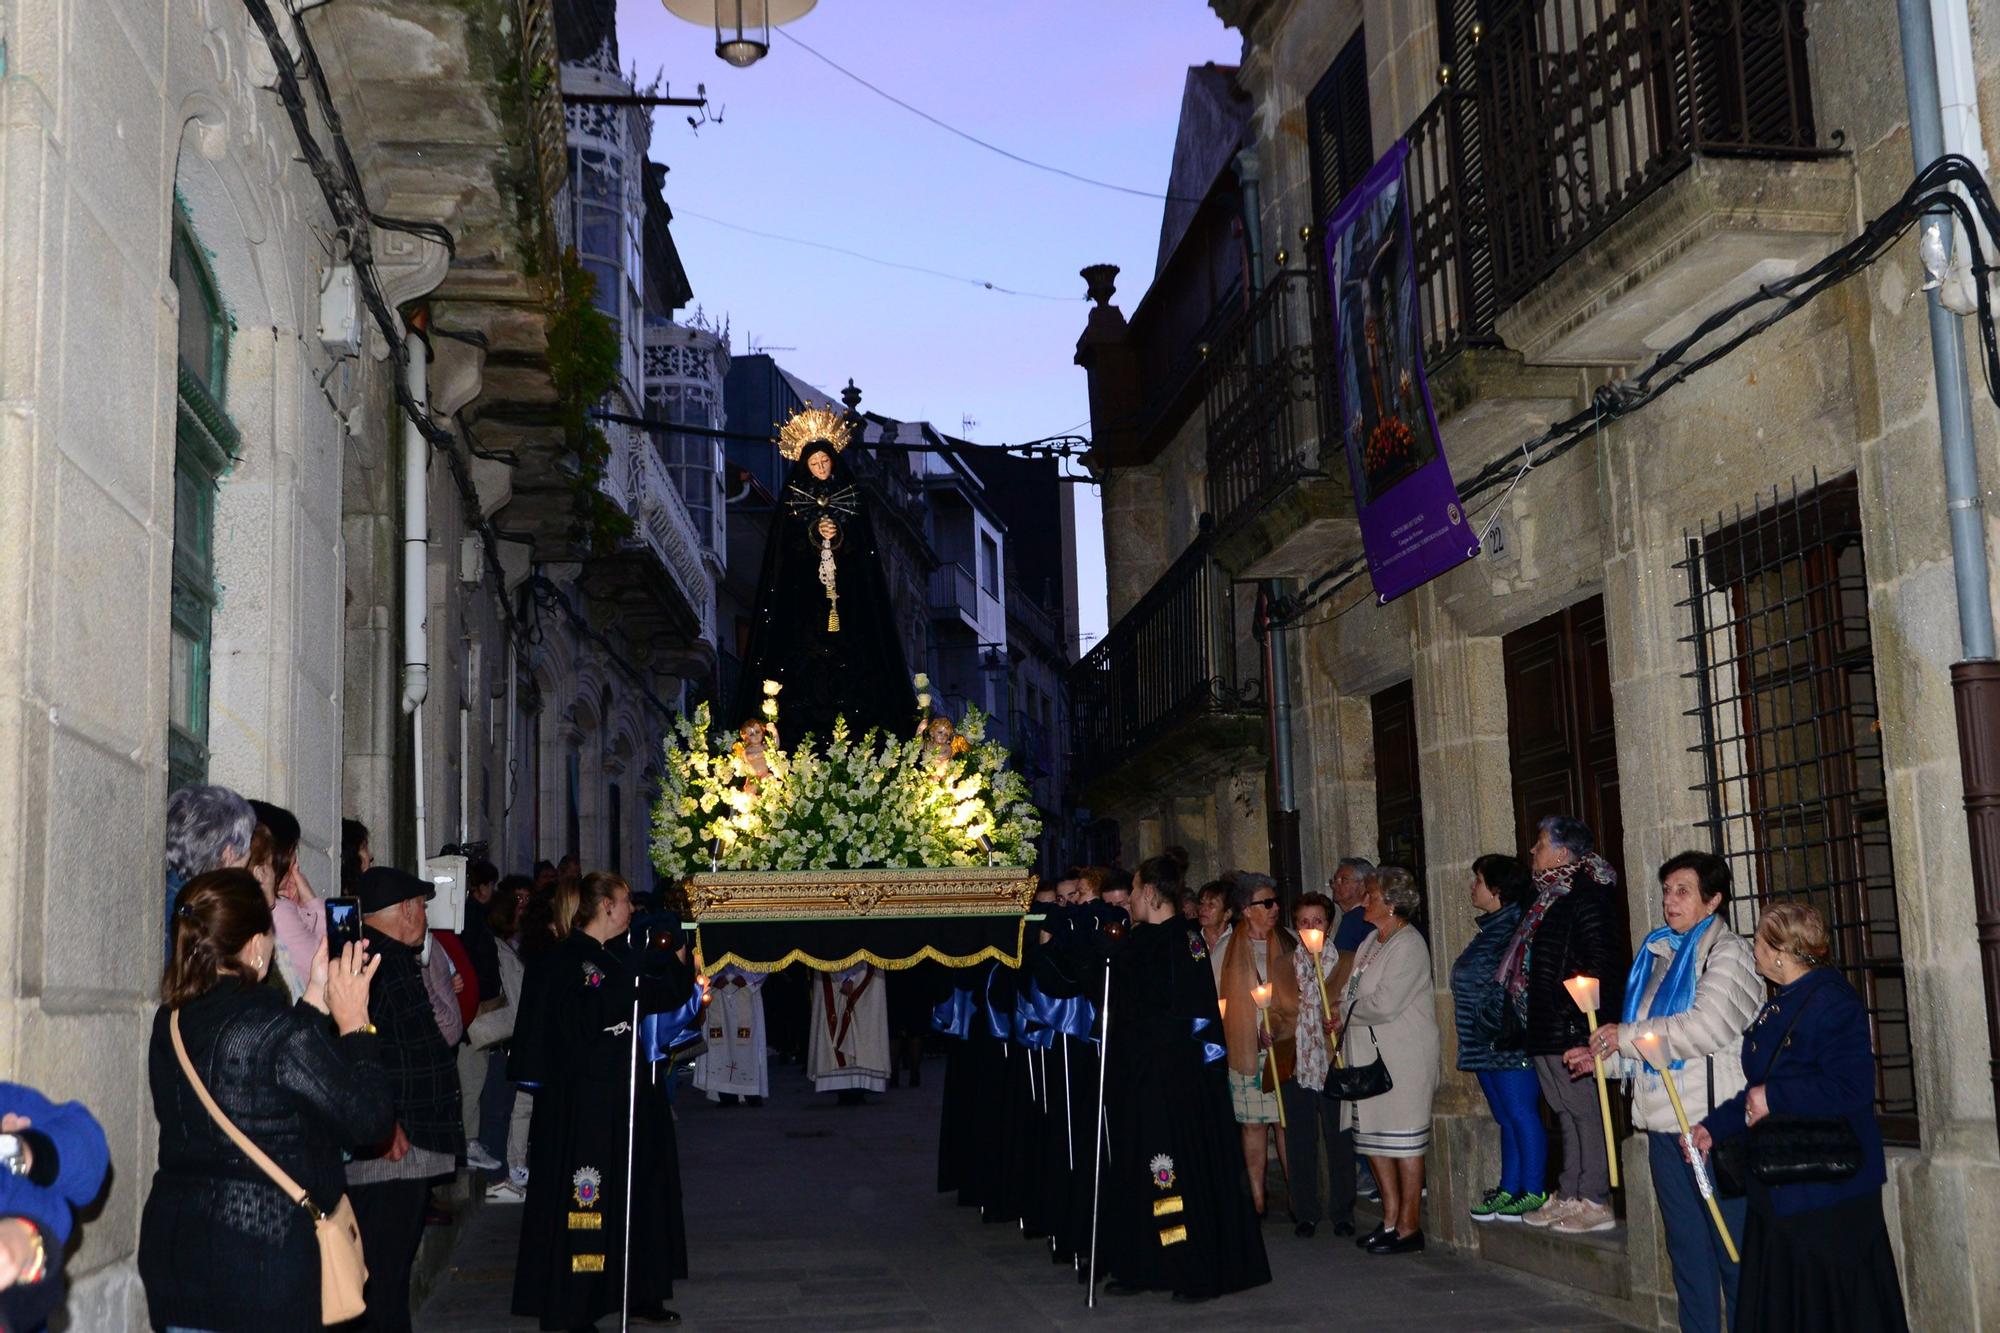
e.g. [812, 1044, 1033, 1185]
[567, 1212, 603, 1231]
[696, 919, 1026, 975]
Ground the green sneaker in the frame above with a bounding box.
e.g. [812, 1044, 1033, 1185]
[1470, 1188, 1513, 1221]
[1495, 1190, 1548, 1222]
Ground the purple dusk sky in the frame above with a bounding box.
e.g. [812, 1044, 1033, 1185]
[613, 0, 1242, 647]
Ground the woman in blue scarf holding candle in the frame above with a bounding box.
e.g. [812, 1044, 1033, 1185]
[1568, 851, 1761, 1333]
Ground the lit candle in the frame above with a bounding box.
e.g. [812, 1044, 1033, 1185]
[1563, 974, 1601, 1014]
[1635, 1029, 1667, 1071]
[1217, 997, 1228, 1021]
[1251, 982, 1273, 1009]
[1640, 1027, 1739, 1263]
[1299, 926, 1326, 956]
[1561, 973, 1619, 1189]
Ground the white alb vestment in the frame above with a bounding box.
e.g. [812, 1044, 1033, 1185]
[693, 966, 770, 1100]
[807, 963, 890, 1093]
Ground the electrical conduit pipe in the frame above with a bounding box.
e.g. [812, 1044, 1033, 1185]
[402, 333, 431, 869]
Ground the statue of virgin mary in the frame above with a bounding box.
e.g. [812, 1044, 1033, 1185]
[734, 406, 917, 747]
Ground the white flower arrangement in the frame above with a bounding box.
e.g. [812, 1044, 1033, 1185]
[649, 697, 1040, 881]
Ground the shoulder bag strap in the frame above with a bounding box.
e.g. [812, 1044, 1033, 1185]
[169, 1009, 321, 1219]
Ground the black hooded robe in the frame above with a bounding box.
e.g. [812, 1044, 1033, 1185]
[735, 440, 917, 747]
[509, 932, 694, 1330]
[1101, 919, 1270, 1299]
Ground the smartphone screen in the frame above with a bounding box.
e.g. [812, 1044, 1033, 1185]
[326, 897, 363, 951]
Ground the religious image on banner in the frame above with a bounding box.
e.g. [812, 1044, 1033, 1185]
[1324, 138, 1477, 603]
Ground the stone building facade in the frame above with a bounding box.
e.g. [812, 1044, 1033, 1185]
[0, 0, 717, 1323]
[1077, 1, 2000, 1325]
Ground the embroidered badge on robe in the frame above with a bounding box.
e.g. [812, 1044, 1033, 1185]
[572, 1166, 602, 1209]
[1148, 1153, 1175, 1190]
[582, 961, 605, 989]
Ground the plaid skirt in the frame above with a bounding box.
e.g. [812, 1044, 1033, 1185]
[1228, 1069, 1281, 1124]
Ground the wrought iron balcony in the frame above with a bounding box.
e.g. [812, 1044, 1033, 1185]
[1067, 528, 1264, 797]
[1474, 0, 1819, 311]
[929, 562, 980, 625]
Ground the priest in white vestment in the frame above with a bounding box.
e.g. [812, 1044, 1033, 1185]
[808, 962, 891, 1100]
[693, 965, 769, 1104]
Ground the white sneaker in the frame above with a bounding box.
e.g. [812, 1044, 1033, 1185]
[466, 1144, 502, 1171]
[1521, 1195, 1575, 1229]
[1552, 1200, 1616, 1234]
[484, 1179, 527, 1204]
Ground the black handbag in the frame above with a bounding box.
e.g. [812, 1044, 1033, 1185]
[1710, 988, 1863, 1198]
[1320, 1026, 1393, 1102]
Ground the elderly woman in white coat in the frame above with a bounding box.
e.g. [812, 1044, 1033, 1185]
[1338, 866, 1439, 1256]
[1572, 851, 1761, 1332]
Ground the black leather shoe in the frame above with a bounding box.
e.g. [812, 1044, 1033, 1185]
[1293, 1221, 1316, 1239]
[1355, 1225, 1390, 1249]
[1332, 1221, 1356, 1237]
[1367, 1230, 1426, 1255]
[631, 1304, 682, 1326]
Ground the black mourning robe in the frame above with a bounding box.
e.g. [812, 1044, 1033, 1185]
[734, 442, 916, 747]
[1101, 919, 1270, 1299]
[509, 932, 695, 1330]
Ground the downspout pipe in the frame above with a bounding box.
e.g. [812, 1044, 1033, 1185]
[1896, 0, 2000, 1151]
[1257, 583, 1303, 900]
[1235, 146, 1266, 297]
[402, 331, 432, 869]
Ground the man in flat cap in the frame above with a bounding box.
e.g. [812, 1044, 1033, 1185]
[345, 866, 464, 1331]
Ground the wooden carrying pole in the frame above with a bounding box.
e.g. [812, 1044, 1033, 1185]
[1636, 1031, 1738, 1263]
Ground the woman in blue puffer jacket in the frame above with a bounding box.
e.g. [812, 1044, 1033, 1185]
[1448, 853, 1546, 1222]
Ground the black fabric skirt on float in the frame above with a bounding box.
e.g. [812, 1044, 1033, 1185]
[1738, 1189, 1908, 1333]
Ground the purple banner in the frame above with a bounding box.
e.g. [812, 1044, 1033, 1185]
[1323, 139, 1476, 604]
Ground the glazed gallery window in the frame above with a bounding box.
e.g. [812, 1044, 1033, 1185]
[1678, 473, 1916, 1143]
[168, 208, 239, 793]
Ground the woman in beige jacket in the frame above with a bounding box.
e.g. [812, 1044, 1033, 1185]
[1576, 851, 1761, 1332]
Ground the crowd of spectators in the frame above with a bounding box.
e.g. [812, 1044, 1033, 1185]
[135, 783, 692, 1331]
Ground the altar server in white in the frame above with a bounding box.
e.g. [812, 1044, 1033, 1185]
[693, 965, 770, 1105]
[808, 962, 891, 1104]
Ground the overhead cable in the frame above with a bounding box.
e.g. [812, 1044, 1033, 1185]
[1272, 154, 2000, 627]
[773, 28, 1202, 205]
[674, 209, 1082, 300]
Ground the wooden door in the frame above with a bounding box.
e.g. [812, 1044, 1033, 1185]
[1371, 680, 1427, 925]
[1502, 596, 1627, 946]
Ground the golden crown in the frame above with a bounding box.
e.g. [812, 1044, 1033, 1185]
[777, 405, 853, 461]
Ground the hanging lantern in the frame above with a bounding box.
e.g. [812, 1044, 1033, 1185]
[661, 0, 818, 68]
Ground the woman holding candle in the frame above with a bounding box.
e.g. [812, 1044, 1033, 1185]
[1449, 853, 1549, 1223]
[1569, 851, 1760, 1329]
[1498, 815, 1623, 1233]
[1688, 902, 1905, 1333]
[1340, 867, 1439, 1254]
[1216, 876, 1299, 1217]
[1285, 891, 1356, 1238]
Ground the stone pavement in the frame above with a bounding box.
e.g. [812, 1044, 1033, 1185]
[415, 1059, 1636, 1332]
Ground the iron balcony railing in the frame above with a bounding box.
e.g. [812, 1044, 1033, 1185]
[1202, 266, 1337, 534]
[1406, 87, 1501, 367]
[929, 562, 979, 621]
[1067, 527, 1263, 789]
[1475, 0, 1819, 309]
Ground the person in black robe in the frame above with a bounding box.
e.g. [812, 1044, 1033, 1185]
[735, 413, 916, 747]
[509, 873, 704, 1331]
[1098, 856, 1269, 1302]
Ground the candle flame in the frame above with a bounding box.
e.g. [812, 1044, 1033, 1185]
[1299, 926, 1325, 955]
[1251, 983, 1273, 1009]
[1636, 1029, 1667, 1070]
[1563, 974, 1601, 1012]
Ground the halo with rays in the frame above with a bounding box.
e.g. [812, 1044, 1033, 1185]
[777, 405, 854, 460]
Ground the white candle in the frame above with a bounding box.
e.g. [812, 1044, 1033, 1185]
[1563, 974, 1601, 1014]
[1299, 926, 1326, 956]
[1251, 982, 1273, 1010]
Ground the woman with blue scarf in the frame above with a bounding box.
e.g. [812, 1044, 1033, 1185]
[1571, 851, 1761, 1333]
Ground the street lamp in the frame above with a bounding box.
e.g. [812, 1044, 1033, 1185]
[661, 0, 818, 68]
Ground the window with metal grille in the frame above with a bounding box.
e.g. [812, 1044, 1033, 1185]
[1306, 28, 1372, 230]
[1677, 473, 1916, 1143]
